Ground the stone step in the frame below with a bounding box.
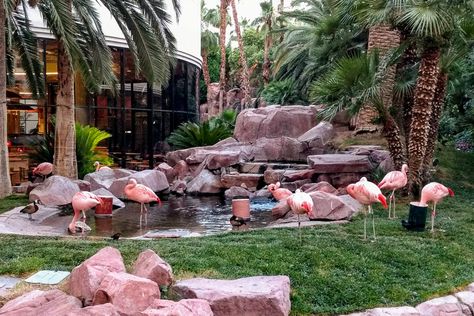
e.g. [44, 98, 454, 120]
[239, 162, 310, 174]
[307, 154, 371, 173]
[264, 168, 317, 184]
[221, 173, 264, 190]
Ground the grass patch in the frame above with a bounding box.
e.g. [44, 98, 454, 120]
[0, 148, 473, 315]
[0, 195, 28, 214]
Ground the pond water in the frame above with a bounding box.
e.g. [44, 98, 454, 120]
[77, 195, 276, 238]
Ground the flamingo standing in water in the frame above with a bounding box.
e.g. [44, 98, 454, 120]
[347, 177, 388, 240]
[420, 182, 454, 233]
[32, 162, 54, 181]
[268, 182, 292, 201]
[94, 161, 112, 172]
[69, 191, 102, 234]
[287, 189, 314, 241]
[378, 164, 408, 219]
[124, 179, 161, 226]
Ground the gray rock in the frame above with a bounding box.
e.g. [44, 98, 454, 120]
[308, 192, 361, 220]
[29, 176, 80, 206]
[367, 306, 420, 316]
[225, 186, 253, 199]
[187, 169, 223, 194]
[454, 291, 474, 315]
[415, 295, 464, 316]
[109, 170, 169, 199]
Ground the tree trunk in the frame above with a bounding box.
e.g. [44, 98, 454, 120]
[230, 0, 251, 108]
[218, 0, 228, 114]
[408, 47, 440, 196]
[54, 39, 78, 179]
[422, 72, 448, 182]
[355, 25, 400, 133]
[202, 49, 211, 88]
[382, 113, 406, 171]
[0, 1, 12, 198]
[263, 32, 272, 86]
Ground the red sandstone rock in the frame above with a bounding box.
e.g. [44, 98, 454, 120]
[225, 186, 253, 198]
[415, 295, 464, 316]
[281, 169, 316, 182]
[367, 306, 420, 316]
[298, 121, 335, 151]
[29, 176, 80, 206]
[454, 291, 474, 315]
[172, 276, 291, 316]
[0, 289, 82, 316]
[108, 170, 169, 199]
[139, 299, 214, 316]
[155, 163, 177, 184]
[221, 173, 262, 190]
[264, 169, 285, 185]
[174, 160, 191, 180]
[187, 169, 223, 194]
[272, 199, 291, 219]
[307, 154, 371, 173]
[69, 247, 126, 306]
[132, 249, 174, 286]
[252, 137, 305, 162]
[308, 191, 360, 220]
[93, 272, 160, 314]
[301, 181, 337, 194]
[66, 303, 120, 316]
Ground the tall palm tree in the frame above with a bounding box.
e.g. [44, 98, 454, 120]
[229, 0, 251, 107]
[30, 0, 180, 178]
[218, 0, 229, 114]
[201, 1, 219, 90]
[253, 1, 276, 86]
[1, 0, 44, 197]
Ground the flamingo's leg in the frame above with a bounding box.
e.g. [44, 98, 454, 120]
[139, 203, 143, 228]
[81, 210, 86, 220]
[144, 204, 148, 226]
[431, 202, 437, 233]
[371, 205, 376, 240]
[392, 190, 397, 218]
[298, 214, 301, 243]
[388, 192, 393, 219]
[364, 207, 368, 240]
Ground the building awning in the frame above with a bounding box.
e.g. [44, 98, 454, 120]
[7, 103, 35, 111]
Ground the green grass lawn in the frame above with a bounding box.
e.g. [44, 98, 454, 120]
[0, 148, 473, 315]
[0, 195, 29, 214]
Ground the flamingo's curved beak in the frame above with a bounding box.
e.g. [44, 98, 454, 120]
[302, 202, 312, 214]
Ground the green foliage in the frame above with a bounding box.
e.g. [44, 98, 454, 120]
[261, 79, 305, 105]
[75, 124, 113, 178]
[27, 122, 112, 179]
[0, 195, 29, 214]
[167, 110, 237, 149]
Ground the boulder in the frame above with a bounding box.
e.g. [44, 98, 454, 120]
[0, 289, 82, 315]
[170, 180, 187, 195]
[379, 157, 395, 173]
[113, 168, 136, 178]
[234, 105, 318, 142]
[264, 169, 285, 184]
[140, 299, 214, 316]
[367, 306, 421, 316]
[281, 169, 316, 182]
[74, 180, 91, 192]
[225, 186, 253, 199]
[252, 137, 305, 162]
[254, 188, 273, 198]
[467, 283, 474, 291]
[174, 160, 191, 180]
[132, 249, 174, 287]
[187, 169, 223, 194]
[84, 169, 116, 191]
[93, 272, 160, 315]
[330, 172, 368, 189]
[272, 199, 291, 219]
[369, 150, 391, 165]
[69, 247, 126, 306]
[155, 163, 177, 184]
[172, 276, 291, 316]
[308, 191, 360, 220]
[415, 295, 464, 316]
[67, 303, 120, 316]
[307, 154, 372, 173]
[29, 176, 80, 206]
[279, 180, 311, 192]
[298, 121, 335, 153]
[109, 170, 169, 199]
[91, 188, 125, 209]
[301, 181, 337, 194]
[221, 173, 263, 190]
[454, 291, 474, 315]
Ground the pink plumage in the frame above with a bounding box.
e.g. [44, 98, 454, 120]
[378, 164, 408, 219]
[69, 191, 102, 233]
[124, 178, 161, 226]
[420, 182, 454, 206]
[287, 189, 314, 216]
[32, 162, 53, 176]
[268, 182, 292, 201]
[347, 177, 387, 208]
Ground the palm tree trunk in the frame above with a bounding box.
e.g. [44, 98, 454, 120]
[408, 47, 440, 196]
[263, 32, 272, 86]
[382, 114, 405, 170]
[422, 72, 448, 182]
[0, 1, 13, 198]
[54, 39, 78, 179]
[218, 0, 228, 114]
[230, 0, 251, 108]
[202, 49, 211, 88]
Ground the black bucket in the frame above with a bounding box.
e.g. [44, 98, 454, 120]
[402, 202, 428, 232]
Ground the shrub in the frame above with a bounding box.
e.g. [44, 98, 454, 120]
[261, 79, 305, 105]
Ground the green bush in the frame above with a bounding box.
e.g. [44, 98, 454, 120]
[28, 122, 112, 179]
[167, 110, 237, 149]
[261, 79, 305, 105]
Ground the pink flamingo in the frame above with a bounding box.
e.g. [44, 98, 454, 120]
[347, 177, 388, 240]
[268, 182, 292, 201]
[378, 164, 408, 219]
[32, 162, 53, 180]
[69, 191, 102, 234]
[94, 161, 112, 172]
[287, 189, 314, 241]
[420, 182, 454, 233]
[124, 178, 161, 226]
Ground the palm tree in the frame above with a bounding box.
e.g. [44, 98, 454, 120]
[30, 0, 180, 179]
[1, 0, 44, 197]
[229, 0, 251, 107]
[253, 1, 276, 86]
[201, 1, 219, 89]
[218, 0, 229, 114]
[310, 52, 405, 169]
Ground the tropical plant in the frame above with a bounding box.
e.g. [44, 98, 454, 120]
[261, 79, 304, 105]
[167, 110, 237, 149]
[201, 1, 220, 90]
[28, 122, 112, 179]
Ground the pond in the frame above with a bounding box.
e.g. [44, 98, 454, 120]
[67, 195, 276, 238]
